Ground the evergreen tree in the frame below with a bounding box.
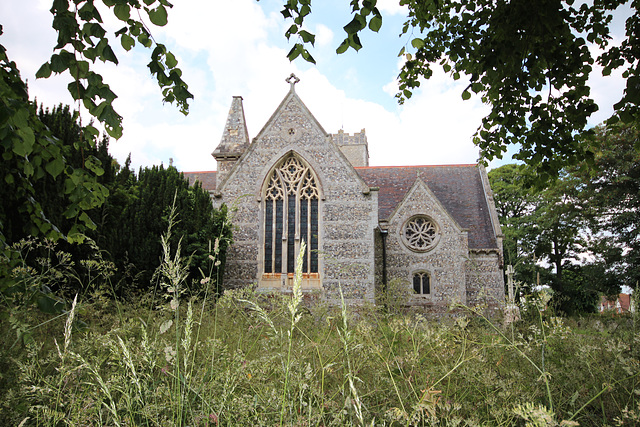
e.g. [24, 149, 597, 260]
[98, 164, 231, 295]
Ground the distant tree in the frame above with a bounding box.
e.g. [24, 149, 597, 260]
[0, 1, 193, 309]
[490, 164, 608, 313]
[489, 164, 547, 291]
[578, 122, 640, 290]
[35, 104, 110, 234]
[556, 264, 602, 315]
[488, 164, 535, 271]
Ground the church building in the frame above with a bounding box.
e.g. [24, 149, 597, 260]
[185, 75, 505, 312]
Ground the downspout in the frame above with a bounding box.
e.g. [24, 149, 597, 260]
[378, 225, 388, 292]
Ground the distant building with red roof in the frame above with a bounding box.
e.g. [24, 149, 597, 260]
[600, 294, 635, 314]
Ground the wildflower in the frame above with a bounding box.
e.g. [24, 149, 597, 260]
[209, 413, 219, 425]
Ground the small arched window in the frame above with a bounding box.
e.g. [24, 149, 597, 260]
[263, 155, 319, 275]
[413, 272, 430, 295]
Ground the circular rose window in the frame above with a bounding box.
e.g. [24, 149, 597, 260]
[402, 215, 439, 252]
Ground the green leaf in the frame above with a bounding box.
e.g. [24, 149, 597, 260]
[85, 155, 105, 176]
[165, 51, 178, 68]
[287, 44, 302, 61]
[344, 15, 365, 34]
[149, 5, 168, 26]
[285, 24, 298, 39]
[68, 81, 86, 100]
[101, 44, 118, 64]
[462, 90, 471, 100]
[369, 15, 382, 32]
[114, 3, 130, 21]
[46, 157, 65, 178]
[301, 48, 316, 64]
[411, 38, 425, 49]
[11, 109, 29, 129]
[336, 39, 350, 54]
[349, 33, 363, 51]
[50, 53, 71, 73]
[13, 129, 35, 156]
[36, 62, 52, 79]
[121, 33, 135, 51]
[299, 30, 315, 45]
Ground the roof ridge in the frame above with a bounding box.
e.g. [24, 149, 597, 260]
[355, 164, 477, 170]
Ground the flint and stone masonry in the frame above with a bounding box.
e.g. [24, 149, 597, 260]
[185, 74, 505, 312]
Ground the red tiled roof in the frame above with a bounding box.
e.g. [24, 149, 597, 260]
[183, 171, 217, 191]
[356, 165, 498, 250]
[600, 294, 632, 312]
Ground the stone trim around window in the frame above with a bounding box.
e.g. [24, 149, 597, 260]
[401, 215, 440, 252]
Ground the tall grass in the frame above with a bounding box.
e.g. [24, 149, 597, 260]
[1, 219, 639, 425]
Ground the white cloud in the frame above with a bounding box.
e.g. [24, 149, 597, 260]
[377, 0, 409, 16]
[314, 24, 334, 48]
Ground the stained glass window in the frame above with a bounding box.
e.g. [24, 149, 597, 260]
[264, 155, 319, 274]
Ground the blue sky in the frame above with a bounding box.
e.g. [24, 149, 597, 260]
[0, 0, 630, 172]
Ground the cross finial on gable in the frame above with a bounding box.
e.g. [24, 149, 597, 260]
[286, 73, 300, 90]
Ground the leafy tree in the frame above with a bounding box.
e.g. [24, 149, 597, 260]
[0, 43, 107, 247]
[1, 0, 191, 245]
[279, 0, 640, 180]
[34, 0, 192, 140]
[488, 164, 535, 271]
[555, 264, 602, 315]
[0, 2, 199, 316]
[490, 164, 606, 313]
[578, 122, 640, 290]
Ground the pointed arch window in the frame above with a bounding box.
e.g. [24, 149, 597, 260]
[264, 155, 319, 274]
[413, 271, 430, 295]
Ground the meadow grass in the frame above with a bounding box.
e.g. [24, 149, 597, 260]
[1, 222, 639, 425]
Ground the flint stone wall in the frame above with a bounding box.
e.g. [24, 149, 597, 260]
[465, 251, 504, 310]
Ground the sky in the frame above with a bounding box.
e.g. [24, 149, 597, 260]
[0, 0, 631, 173]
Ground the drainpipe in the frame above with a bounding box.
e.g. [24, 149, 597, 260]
[378, 225, 388, 292]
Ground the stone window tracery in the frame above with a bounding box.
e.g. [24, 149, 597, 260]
[264, 155, 319, 274]
[413, 271, 430, 295]
[402, 215, 439, 252]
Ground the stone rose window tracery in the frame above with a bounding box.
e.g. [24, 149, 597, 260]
[264, 155, 319, 274]
[402, 215, 439, 252]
